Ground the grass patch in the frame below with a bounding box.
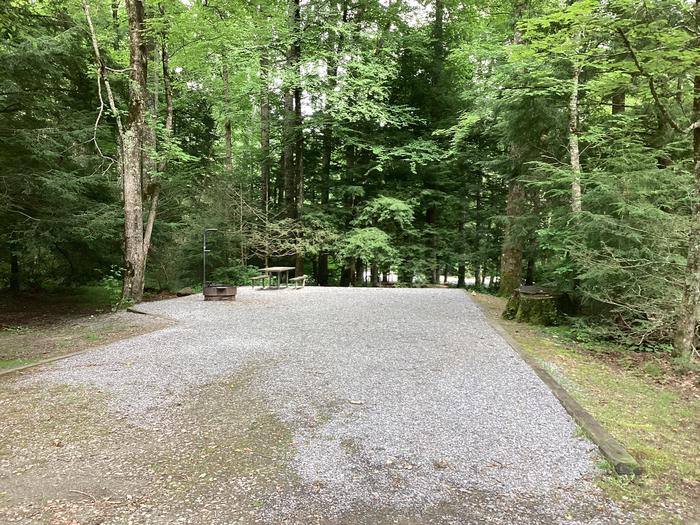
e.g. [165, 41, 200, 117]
[471, 292, 700, 524]
[0, 358, 35, 370]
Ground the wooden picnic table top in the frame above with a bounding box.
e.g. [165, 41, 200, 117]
[260, 266, 295, 273]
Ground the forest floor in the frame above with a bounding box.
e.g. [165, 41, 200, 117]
[0, 287, 172, 371]
[0, 288, 644, 524]
[471, 292, 700, 525]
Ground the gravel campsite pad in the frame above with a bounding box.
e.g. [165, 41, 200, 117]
[0, 288, 629, 524]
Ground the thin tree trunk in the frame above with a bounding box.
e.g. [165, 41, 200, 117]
[474, 171, 482, 288]
[674, 30, 700, 357]
[457, 263, 465, 288]
[9, 254, 19, 291]
[142, 2, 174, 284]
[260, 49, 270, 206]
[223, 63, 233, 176]
[317, 253, 329, 286]
[321, 29, 337, 207]
[426, 206, 438, 284]
[282, 0, 300, 219]
[111, 0, 120, 49]
[611, 89, 625, 114]
[291, 0, 304, 276]
[525, 255, 535, 285]
[349, 257, 357, 286]
[569, 64, 582, 213]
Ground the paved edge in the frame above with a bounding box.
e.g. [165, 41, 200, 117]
[469, 293, 642, 476]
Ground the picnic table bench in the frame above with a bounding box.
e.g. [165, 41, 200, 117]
[253, 266, 296, 289]
[250, 274, 269, 289]
[289, 275, 307, 289]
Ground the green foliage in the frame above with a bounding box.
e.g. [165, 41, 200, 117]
[336, 228, 397, 266]
[100, 266, 125, 311]
[210, 265, 260, 286]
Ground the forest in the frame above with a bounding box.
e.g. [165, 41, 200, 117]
[1, 0, 699, 362]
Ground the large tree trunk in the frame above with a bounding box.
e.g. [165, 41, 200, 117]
[569, 64, 582, 213]
[499, 0, 529, 297]
[499, 181, 526, 296]
[121, 0, 149, 303]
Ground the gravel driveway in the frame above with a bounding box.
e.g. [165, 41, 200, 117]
[1, 287, 629, 524]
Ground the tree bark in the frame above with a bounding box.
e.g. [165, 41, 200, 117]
[525, 255, 535, 285]
[321, 31, 337, 206]
[223, 62, 233, 176]
[317, 253, 329, 286]
[674, 56, 700, 357]
[611, 89, 625, 114]
[473, 171, 482, 288]
[142, 3, 173, 278]
[260, 49, 270, 206]
[499, 0, 529, 297]
[283, 0, 300, 219]
[426, 206, 438, 284]
[569, 64, 582, 213]
[9, 254, 19, 291]
[121, 0, 149, 303]
[457, 263, 465, 288]
[499, 181, 526, 296]
[111, 0, 120, 49]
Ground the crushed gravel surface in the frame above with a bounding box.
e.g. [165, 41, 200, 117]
[5, 287, 630, 523]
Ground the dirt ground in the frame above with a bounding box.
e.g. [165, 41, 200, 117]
[0, 291, 171, 370]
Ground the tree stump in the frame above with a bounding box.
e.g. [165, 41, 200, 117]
[503, 285, 561, 326]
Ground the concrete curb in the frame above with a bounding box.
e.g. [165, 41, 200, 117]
[471, 295, 642, 476]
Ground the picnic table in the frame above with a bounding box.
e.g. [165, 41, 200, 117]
[258, 266, 296, 289]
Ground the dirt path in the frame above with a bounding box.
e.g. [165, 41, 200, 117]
[0, 288, 630, 524]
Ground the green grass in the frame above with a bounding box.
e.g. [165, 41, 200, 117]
[471, 293, 700, 523]
[0, 358, 35, 370]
